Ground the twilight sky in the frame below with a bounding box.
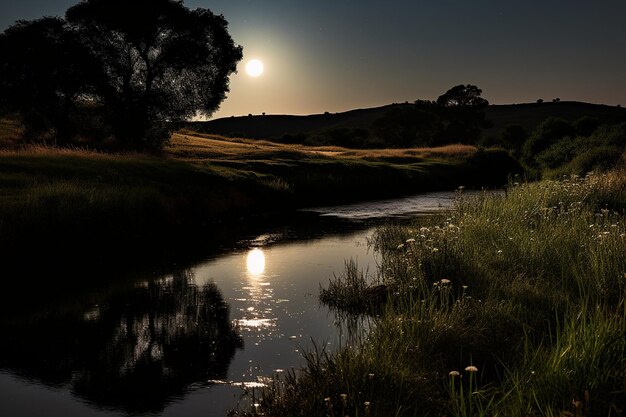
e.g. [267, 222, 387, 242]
[1, 0, 626, 119]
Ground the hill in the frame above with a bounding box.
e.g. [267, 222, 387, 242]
[188, 104, 406, 140]
[483, 101, 626, 136]
[189, 101, 626, 141]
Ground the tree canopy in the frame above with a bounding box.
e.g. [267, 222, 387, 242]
[436, 84, 489, 108]
[0, 0, 242, 150]
[0, 17, 102, 142]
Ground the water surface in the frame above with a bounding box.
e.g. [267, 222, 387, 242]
[0, 191, 455, 417]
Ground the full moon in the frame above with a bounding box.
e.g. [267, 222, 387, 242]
[245, 59, 264, 77]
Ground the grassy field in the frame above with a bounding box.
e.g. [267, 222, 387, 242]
[167, 132, 503, 206]
[0, 130, 520, 264]
[246, 170, 626, 417]
[170, 131, 478, 162]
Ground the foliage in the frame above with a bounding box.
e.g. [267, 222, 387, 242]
[573, 116, 601, 137]
[363, 85, 492, 148]
[0, 0, 242, 151]
[435, 85, 491, 144]
[555, 146, 624, 177]
[522, 117, 576, 165]
[535, 136, 585, 169]
[535, 122, 626, 176]
[261, 85, 492, 149]
[0, 18, 103, 143]
[498, 124, 528, 154]
[436, 84, 489, 108]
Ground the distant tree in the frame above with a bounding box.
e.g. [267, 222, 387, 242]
[414, 99, 437, 106]
[435, 84, 491, 144]
[537, 99, 544, 104]
[552, 98, 561, 102]
[436, 84, 489, 108]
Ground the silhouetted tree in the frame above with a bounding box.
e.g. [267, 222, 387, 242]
[0, 0, 242, 151]
[65, 0, 242, 151]
[537, 99, 544, 104]
[435, 84, 491, 143]
[0, 18, 103, 143]
[436, 84, 489, 108]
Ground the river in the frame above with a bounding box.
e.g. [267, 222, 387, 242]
[0, 191, 456, 417]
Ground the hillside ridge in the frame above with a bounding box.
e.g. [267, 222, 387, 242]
[189, 101, 626, 140]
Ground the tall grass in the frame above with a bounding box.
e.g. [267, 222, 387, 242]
[0, 116, 24, 147]
[243, 170, 626, 417]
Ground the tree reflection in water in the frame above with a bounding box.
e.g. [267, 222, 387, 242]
[0, 270, 243, 414]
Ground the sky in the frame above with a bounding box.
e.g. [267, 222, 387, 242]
[1, 0, 626, 119]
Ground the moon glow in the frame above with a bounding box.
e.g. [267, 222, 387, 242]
[245, 59, 264, 77]
[246, 248, 266, 276]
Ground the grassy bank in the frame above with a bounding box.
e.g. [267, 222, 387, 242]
[0, 133, 520, 263]
[0, 146, 281, 263]
[247, 170, 626, 417]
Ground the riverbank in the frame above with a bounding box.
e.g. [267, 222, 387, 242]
[248, 170, 626, 417]
[0, 133, 521, 265]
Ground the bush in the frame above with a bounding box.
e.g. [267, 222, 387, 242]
[531, 122, 626, 176]
[573, 116, 601, 137]
[535, 136, 584, 169]
[522, 117, 575, 166]
[560, 146, 623, 175]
